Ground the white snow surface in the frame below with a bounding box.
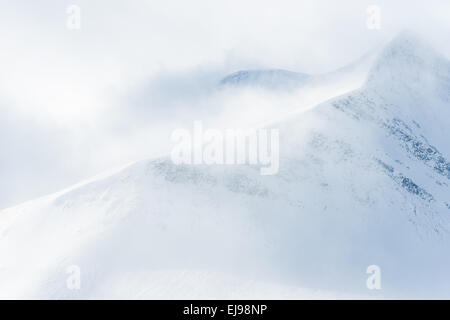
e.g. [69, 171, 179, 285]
[1, 33, 450, 299]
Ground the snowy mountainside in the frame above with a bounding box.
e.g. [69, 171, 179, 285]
[1, 33, 450, 299]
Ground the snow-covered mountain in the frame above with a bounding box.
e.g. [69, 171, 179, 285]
[219, 69, 310, 91]
[1, 33, 449, 299]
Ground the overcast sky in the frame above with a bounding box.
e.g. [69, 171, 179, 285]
[0, 0, 449, 208]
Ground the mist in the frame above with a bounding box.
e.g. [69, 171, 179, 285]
[1, 0, 449, 209]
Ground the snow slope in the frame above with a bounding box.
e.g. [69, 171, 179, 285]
[1, 33, 449, 299]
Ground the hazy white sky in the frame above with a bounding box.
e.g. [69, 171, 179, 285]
[0, 0, 449, 208]
[1, 0, 449, 120]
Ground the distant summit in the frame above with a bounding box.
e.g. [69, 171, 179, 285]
[219, 69, 310, 90]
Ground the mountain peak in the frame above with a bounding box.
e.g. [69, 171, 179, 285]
[380, 31, 435, 61]
[366, 31, 450, 94]
[386, 31, 427, 48]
